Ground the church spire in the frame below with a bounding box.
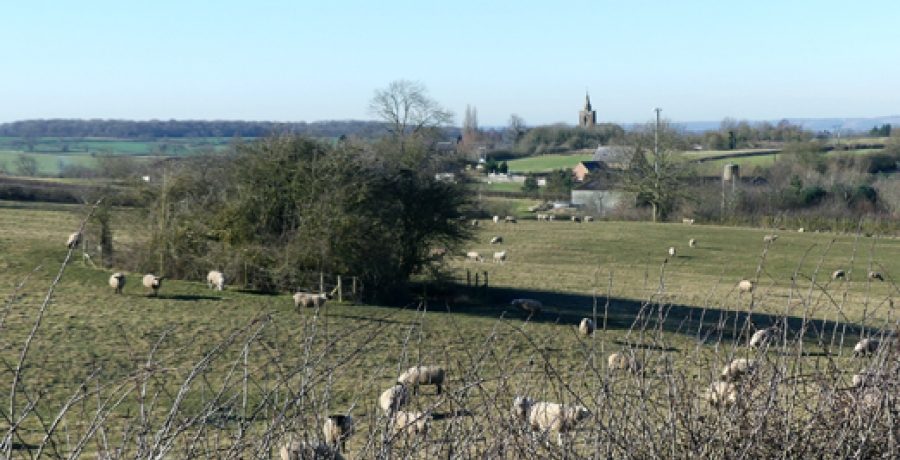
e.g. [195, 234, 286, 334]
[584, 92, 592, 111]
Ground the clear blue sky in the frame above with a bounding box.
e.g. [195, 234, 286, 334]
[2, 0, 898, 126]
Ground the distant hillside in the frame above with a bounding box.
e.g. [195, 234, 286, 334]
[0, 119, 394, 139]
[675, 116, 900, 133]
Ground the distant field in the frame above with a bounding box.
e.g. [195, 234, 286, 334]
[507, 152, 593, 173]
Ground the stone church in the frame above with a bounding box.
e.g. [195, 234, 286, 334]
[578, 93, 597, 127]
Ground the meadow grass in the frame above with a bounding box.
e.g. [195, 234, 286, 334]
[0, 201, 896, 457]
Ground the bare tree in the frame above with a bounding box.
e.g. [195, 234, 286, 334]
[506, 114, 526, 144]
[369, 80, 453, 155]
[621, 120, 693, 222]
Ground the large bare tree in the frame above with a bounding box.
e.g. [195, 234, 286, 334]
[369, 80, 453, 156]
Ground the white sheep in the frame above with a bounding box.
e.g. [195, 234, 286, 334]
[470, 219, 479, 227]
[584, 216, 594, 222]
[142, 274, 162, 297]
[493, 215, 500, 224]
[868, 271, 884, 281]
[607, 352, 641, 373]
[749, 327, 778, 348]
[504, 216, 517, 223]
[512, 396, 590, 446]
[763, 234, 779, 243]
[720, 358, 757, 382]
[668, 246, 677, 257]
[397, 366, 445, 395]
[853, 338, 880, 356]
[510, 298, 542, 315]
[207, 270, 225, 291]
[703, 381, 737, 408]
[378, 384, 409, 415]
[548, 215, 556, 221]
[391, 410, 430, 436]
[293, 292, 327, 309]
[738, 279, 754, 294]
[571, 216, 581, 223]
[490, 236, 503, 244]
[108, 272, 126, 295]
[682, 218, 695, 225]
[493, 250, 507, 264]
[279, 440, 344, 460]
[323, 414, 354, 453]
[798, 227, 805, 233]
[832, 269, 846, 280]
[466, 251, 484, 263]
[536, 213, 546, 221]
[66, 231, 81, 249]
[578, 318, 595, 336]
[688, 238, 697, 248]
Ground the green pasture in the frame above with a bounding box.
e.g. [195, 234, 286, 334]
[507, 152, 593, 173]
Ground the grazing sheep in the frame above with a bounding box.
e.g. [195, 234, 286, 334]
[832, 269, 846, 280]
[548, 215, 556, 221]
[279, 440, 344, 460]
[536, 213, 546, 221]
[323, 415, 354, 453]
[689, 238, 697, 248]
[512, 396, 590, 446]
[798, 227, 805, 233]
[493, 215, 500, 224]
[749, 327, 778, 348]
[851, 371, 878, 388]
[607, 352, 641, 373]
[763, 234, 779, 243]
[584, 216, 594, 222]
[868, 271, 884, 281]
[470, 219, 479, 227]
[493, 250, 507, 264]
[207, 270, 225, 291]
[466, 251, 484, 263]
[504, 216, 517, 223]
[571, 216, 581, 223]
[510, 298, 542, 315]
[578, 318, 595, 336]
[668, 246, 677, 257]
[108, 272, 126, 294]
[397, 366, 445, 395]
[490, 235, 503, 244]
[66, 231, 81, 249]
[738, 279, 754, 294]
[142, 274, 162, 297]
[853, 338, 880, 356]
[721, 358, 757, 382]
[703, 381, 737, 408]
[378, 384, 409, 414]
[391, 410, 430, 436]
[293, 292, 327, 309]
[682, 218, 695, 225]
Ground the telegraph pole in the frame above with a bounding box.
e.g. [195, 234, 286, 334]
[653, 107, 662, 221]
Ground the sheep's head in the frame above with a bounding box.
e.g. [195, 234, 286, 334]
[574, 405, 591, 422]
[512, 396, 533, 420]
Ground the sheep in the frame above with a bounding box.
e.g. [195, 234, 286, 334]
[668, 246, 677, 257]
[607, 352, 641, 373]
[511, 396, 590, 446]
[853, 338, 880, 356]
[279, 440, 344, 460]
[832, 269, 846, 280]
[578, 318, 594, 336]
[323, 414, 354, 453]
[682, 218, 695, 225]
[397, 366, 445, 395]
[470, 219, 479, 227]
[108, 272, 126, 294]
[738, 279, 754, 294]
[868, 271, 884, 281]
[798, 227, 805, 233]
[510, 298, 542, 315]
[763, 234, 779, 243]
[749, 327, 778, 348]
[490, 235, 503, 244]
[504, 216, 517, 223]
[378, 384, 409, 415]
[547, 215, 556, 221]
[206, 270, 225, 291]
[536, 213, 546, 221]
[466, 251, 484, 263]
[720, 358, 757, 382]
[584, 216, 594, 222]
[428, 247, 448, 259]
[689, 238, 697, 248]
[66, 231, 81, 249]
[571, 216, 581, 223]
[391, 410, 430, 436]
[851, 371, 879, 388]
[493, 215, 500, 224]
[293, 292, 327, 309]
[142, 274, 162, 297]
[493, 250, 507, 264]
[703, 381, 737, 408]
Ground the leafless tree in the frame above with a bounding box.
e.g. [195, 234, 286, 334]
[369, 80, 453, 155]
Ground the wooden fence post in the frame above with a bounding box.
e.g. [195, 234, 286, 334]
[337, 275, 343, 302]
[319, 272, 324, 294]
[466, 269, 471, 287]
[483, 271, 489, 288]
[475, 272, 480, 287]
[352, 277, 357, 300]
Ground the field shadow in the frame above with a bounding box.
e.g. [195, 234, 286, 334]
[611, 340, 679, 352]
[443, 285, 873, 345]
[157, 294, 223, 301]
[326, 313, 418, 326]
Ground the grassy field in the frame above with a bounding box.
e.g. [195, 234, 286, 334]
[506, 152, 593, 173]
[0, 201, 897, 457]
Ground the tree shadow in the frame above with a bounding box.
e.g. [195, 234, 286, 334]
[156, 294, 223, 301]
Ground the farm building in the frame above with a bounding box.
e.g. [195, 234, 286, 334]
[573, 160, 606, 182]
[592, 145, 631, 169]
[570, 173, 628, 216]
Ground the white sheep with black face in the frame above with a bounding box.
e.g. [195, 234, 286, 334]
[721, 358, 757, 382]
[323, 414, 354, 453]
[207, 270, 226, 291]
[142, 274, 163, 297]
[378, 384, 409, 415]
[108, 272, 126, 294]
[578, 318, 595, 336]
[397, 366, 445, 395]
[512, 396, 591, 446]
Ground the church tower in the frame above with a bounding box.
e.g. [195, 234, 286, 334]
[578, 92, 597, 128]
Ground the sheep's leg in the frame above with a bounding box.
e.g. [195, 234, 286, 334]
[436, 383, 442, 395]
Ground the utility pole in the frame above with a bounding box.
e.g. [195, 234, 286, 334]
[653, 107, 661, 222]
